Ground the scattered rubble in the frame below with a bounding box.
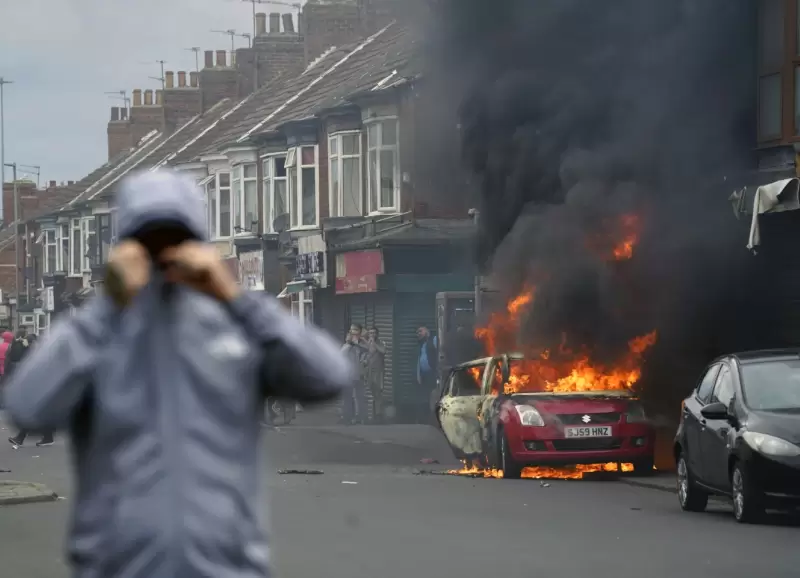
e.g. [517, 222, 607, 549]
[277, 469, 324, 475]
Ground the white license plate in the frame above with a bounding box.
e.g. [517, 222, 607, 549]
[564, 426, 612, 438]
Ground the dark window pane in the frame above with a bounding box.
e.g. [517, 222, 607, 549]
[302, 167, 317, 226]
[301, 146, 315, 166]
[275, 156, 287, 178]
[759, 73, 782, 140]
[342, 134, 359, 155]
[760, 0, 784, 70]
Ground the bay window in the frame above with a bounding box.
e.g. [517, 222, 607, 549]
[67, 217, 97, 275]
[59, 224, 69, 273]
[366, 119, 400, 213]
[207, 172, 232, 239]
[97, 214, 112, 265]
[43, 229, 57, 274]
[329, 132, 362, 217]
[232, 164, 259, 235]
[81, 217, 96, 271]
[287, 145, 319, 229]
[70, 218, 82, 276]
[290, 289, 314, 325]
[262, 154, 287, 233]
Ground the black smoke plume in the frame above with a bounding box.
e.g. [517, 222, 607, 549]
[425, 0, 759, 412]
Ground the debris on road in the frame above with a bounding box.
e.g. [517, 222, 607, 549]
[540, 482, 551, 488]
[342, 481, 358, 485]
[278, 469, 324, 475]
[0, 469, 10, 473]
[420, 458, 439, 465]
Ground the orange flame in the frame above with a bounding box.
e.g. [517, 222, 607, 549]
[448, 461, 635, 479]
[474, 288, 657, 395]
[612, 214, 640, 261]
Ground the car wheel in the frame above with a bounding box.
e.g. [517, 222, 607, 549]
[632, 457, 655, 476]
[499, 429, 523, 479]
[676, 453, 708, 512]
[732, 462, 765, 524]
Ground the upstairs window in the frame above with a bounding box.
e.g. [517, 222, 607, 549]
[59, 223, 69, 273]
[97, 214, 112, 265]
[329, 132, 362, 217]
[366, 119, 400, 213]
[81, 217, 96, 271]
[263, 154, 288, 233]
[287, 145, 319, 229]
[233, 163, 259, 235]
[70, 218, 82, 276]
[207, 172, 232, 239]
[758, 0, 783, 141]
[43, 228, 57, 274]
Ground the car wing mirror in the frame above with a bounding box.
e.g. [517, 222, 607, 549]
[500, 354, 511, 385]
[700, 402, 728, 420]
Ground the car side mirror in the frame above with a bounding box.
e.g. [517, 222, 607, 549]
[500, 354, 511, 384]
[700, 402, 728, 420]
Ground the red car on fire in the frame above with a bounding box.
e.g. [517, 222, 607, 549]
[434, 353, 656, 477]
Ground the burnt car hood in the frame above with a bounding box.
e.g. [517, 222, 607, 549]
[746, 410, 800, 445]
[509, 392, 634, 414]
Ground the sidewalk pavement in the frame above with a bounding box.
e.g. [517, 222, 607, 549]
[0, 480, 58, 506]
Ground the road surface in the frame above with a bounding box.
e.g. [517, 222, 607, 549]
[1, 411, 797, 578]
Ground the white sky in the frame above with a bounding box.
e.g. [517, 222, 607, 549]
[0, 0, 306, 184]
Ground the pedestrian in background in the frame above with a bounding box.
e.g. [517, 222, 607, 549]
[7, 332, 54, 448]
[3, 170, 352, 578]
[365, 326, 387, 423]
[341, 323, 368, 424]
[416, 326, 439, 424]
[0, 330, 13, 379]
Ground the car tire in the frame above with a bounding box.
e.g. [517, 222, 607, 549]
[732, 462, 765, 524]
[633, 457, 655, 476]
[676, 453, 708, 513]
[498, 429, 523, 479]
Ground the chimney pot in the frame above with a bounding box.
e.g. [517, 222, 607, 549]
[144, 89, 153, 106]
[269, 12, 280, 33]
[255, 12, 267, 35]
[178, 71, 187, 88]
[67, 181, 75, 186]
[120, 107, 128, 120]
[282, 13, 294, 33]
[216, 50, 227, 67]
[165, 71, 175, 89]
[155, 89, 163, 105]
[132, 89, 143, 107]
[49, 180, 56, 188]
[111, 106, 120, 121]
[204, 50, 214, 68]
[190, 71, 199, 87]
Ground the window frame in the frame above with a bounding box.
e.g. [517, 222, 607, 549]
[287, 145, 320, 230]
[42, 228, 57, 275]
[262, 153, 288, 234]
[290, 288, 314, 325]
[232, 163, 259, 236]
[69, 218, 82, 277]
[207, 171, 232, 240]
[365, 118, 400, 214]
[58, 223, 69, 274]
[328, 131, 363, 217]
[696, 363, 720, 404]
[710, 364, 736, 408]
[81, 216, 97, 272]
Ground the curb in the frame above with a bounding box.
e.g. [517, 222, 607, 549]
[0, 481, 59, 506]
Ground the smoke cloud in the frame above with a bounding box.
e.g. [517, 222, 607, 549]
[425, 0, 759, 411]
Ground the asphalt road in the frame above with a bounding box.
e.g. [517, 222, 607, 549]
[1, 411, 798, 578]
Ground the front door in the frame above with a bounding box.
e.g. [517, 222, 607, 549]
[700, 364, 736, 491]
[436, 365, 484, 458]
[684, 364, 719, 482]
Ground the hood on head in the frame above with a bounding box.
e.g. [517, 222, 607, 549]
[115, 169, 208, 242]
[2, 331, 13, 343]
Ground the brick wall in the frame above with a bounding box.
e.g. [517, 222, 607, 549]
[107, 107, 134, 159]
[2, 182, 39, 227]
[200, 67, 238, 112]
[303, 2, 363, 64]
[129, 103, 164, 144]
[163, 87, 202, 131]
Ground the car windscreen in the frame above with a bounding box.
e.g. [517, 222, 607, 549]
[740, 359, 800, 411]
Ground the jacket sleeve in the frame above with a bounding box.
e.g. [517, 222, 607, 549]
[3, 299, 111, 431]
[228, 292, 354, 403]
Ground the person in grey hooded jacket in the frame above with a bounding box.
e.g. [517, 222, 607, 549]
[3, 169, 353, 578]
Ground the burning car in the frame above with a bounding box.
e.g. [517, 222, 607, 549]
[435, 353, 656, 478]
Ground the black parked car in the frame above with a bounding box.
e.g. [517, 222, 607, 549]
[674, 350, 800, 523]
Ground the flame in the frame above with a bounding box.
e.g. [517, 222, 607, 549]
[448, 461, 635, 479]
[474, 288, 657, 395]
[612, 214, 640, 261]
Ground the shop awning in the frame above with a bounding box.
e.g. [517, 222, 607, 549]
[277, 280, 309, 299]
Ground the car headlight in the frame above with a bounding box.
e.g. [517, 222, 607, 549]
[514, 404, 545, 427]
[625, 402, 649, 424]
[743, 431, 800, 458]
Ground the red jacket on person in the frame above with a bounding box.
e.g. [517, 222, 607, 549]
[0, 331, 13, 375]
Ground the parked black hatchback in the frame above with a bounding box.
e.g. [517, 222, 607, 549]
[674, 350, 800, 523]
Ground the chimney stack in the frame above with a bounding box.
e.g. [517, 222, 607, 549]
[48, 180, 56, 188]
[144, 89, 153, 106]
[155, 89, 163, 105]
[204, 50, 214, 68]
[165, 71, 175, 89]
[216, 50, 227, 67]
[190, 71, 199, 87]
[255, 12, 267, 35]
[282, 13, 294, 33]
[120, 107, 128, 120]
[178, 71, 187, 88]
[132, 89, 143, 107]
[111, 106, 120, 121]
[269, 12, 280, 33]
[68, 180, 75, 186]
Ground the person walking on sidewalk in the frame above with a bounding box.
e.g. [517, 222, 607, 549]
[7, 332, 54, 448]
[341, 323, 368, 424]
[3, 170, 352, 578]
[365, 326, 387, 423]
[416, 326, 439, 424]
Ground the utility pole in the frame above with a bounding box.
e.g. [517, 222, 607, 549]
[4, 162, 20, 327]
[0, 77, 13, 224]
[185, 47, 202, 73]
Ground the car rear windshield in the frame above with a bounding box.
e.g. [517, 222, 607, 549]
[740, 360, 800, 411]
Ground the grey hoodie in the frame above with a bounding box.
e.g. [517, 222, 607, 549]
[3, 170, 352, 578]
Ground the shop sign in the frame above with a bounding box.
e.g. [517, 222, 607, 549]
[296, 251, 325, 277]
[335, 250, 383, 295]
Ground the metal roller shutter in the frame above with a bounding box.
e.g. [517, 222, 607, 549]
[392, 292, 437, 422]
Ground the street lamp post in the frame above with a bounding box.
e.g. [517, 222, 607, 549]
[0, 77, 13, 224]
[3, 162, 19, 330]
